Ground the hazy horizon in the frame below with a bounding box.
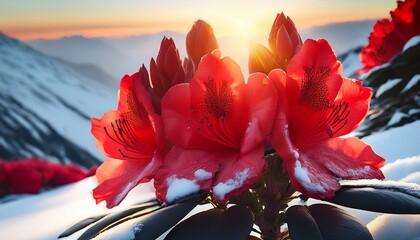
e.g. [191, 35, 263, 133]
[1, 0, 394, 41]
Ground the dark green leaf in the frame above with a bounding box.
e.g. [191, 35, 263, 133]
[286, 205, 322, 240]
[165, 205, 254, 240]
[327, 183, 420, 214]
[308, 204, 373, 240]
[58, 215, 106, 238]
[76, 199, 159, 240]
[133, 193, 206, 239]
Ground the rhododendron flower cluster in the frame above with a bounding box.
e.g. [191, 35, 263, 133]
[91, 12, 385, 209]
[0, 158, 95, 197]
[359, 0, 420, 73]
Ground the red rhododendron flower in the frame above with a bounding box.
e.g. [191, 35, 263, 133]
[155, 50, 277, 203]
[91, 72, 164, 208]
[186, 19, 219, 71]
[6, 160, 43, 194]
[271, 39, 385, 199]
[359, 0, 420, 73]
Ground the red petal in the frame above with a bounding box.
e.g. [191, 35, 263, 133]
[285, 137, 384, 199]
[212, 144, 266, 203]
[287, 39, 343, 108]
[92, 73, 163, 161]
[283, 150, 340, 199]
[161, 83, 193, 147]
[163, 51, 247, 150]
[359, 19, 401, 73]
[153, 147, 219, 203]
[275, 25, 293, 68]
[241, 73, 277, 153]
[91, 110, 156, 160]
[93, 156, 161, 208]
[331, 78, 372, 137]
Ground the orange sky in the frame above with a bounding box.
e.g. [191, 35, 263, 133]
[0, 0, 395, 40]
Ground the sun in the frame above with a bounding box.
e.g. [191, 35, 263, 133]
[234, 19, 256, 41]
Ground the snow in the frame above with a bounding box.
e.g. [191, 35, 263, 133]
[294, 160, 325, 193]
[165, 176, 200, 203]
[400, 172, 420, 184]
[362, 121, 420, 162]
[0, 38, 116, 161]
[0, 178, 155, 240]
[375, 78, 402, 98]
[401, 74, 420, 93]
[340, 51, 362, 77]
[381, 155, 420, 181]
[402, 35, 420, 52]
[367, 214, 420, 240]
[194, 169, 212, 180]
[213, 168, 250, 200]
[387, 111, 407, 126]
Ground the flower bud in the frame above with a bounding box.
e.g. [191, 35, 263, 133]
[186, 19, 219, 71]
[248, 43, 278, 75]
[150, 37, 186, 98]
[268, 13, 302, 69]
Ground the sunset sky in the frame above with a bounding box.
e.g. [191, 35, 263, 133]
[1, 0, 395, 40]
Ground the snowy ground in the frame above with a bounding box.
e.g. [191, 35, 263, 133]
[0, 121, 419, 240]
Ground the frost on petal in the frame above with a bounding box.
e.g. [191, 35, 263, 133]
[212, 145, 266, 202]
[285, 137, 385, 199]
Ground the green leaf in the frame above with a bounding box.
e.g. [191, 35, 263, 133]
[132, 193, 206, 239]
[58, 215, 106, 238]
[76, 199, 159, 240]
[327, 182, 420, 214]
[286, 205, 322, 240]
[308, 204, 373, 240]
[165, 205, 254, 240]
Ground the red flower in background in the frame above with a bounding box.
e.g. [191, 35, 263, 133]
[271, 39, 385, 199]
[91, 72, 164, 208]
[186, 19, 219, 72]
[249, 12, 302, 74]
[359, 0, 420, 73]
[154, 50, 277, 203]
[0, 158, 93, 197]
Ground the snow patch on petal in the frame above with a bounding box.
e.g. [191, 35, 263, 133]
[294, 160, 326, 193]
[166, 175, 200, 203]
[194, 169, 212, 180]
[213, 168, 250, 200]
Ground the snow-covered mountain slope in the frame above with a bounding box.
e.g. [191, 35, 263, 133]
[0, 33, 117, 168]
